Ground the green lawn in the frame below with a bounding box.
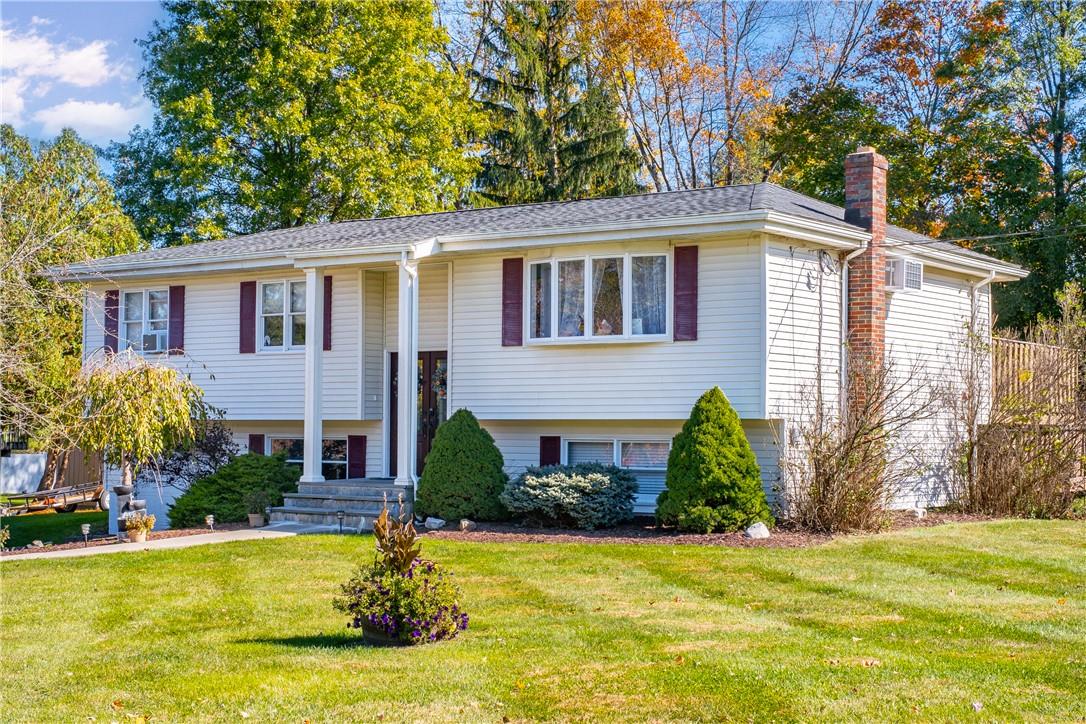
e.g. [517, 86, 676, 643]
[1, 509, 108, 548]
[1, 520, 1083, 722]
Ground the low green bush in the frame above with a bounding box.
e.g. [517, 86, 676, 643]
[168, 452, 299, 528]
[501, 463, 638, 529]
[416, 409, 507, 521]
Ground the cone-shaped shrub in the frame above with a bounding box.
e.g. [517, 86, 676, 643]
[416, 408, 508, 521]
[657, 386, 774, 532]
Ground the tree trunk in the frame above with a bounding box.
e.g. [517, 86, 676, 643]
[55, 449, 70, 488]
[36, 450, 59, 491]
[35, 449, 70, 491]
[121, 452, 134, 488]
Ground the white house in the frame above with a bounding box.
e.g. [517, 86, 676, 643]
[59, 148, 1026, 531]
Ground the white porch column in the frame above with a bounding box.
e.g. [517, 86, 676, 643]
[395, 255, 419, 487]
[301, 268, 325, 483]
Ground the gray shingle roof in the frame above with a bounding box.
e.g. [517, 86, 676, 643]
[84, 182, 1017, 270]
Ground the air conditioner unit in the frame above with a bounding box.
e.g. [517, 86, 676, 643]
[885, 258, 923, 292]
[142, 331, 167, 353]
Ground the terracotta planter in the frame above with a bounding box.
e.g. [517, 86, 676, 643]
[361, 623, 406, 647]
[248, 513, 265, 528]
[128, 529, 147, 543]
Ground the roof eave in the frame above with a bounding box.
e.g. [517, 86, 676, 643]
[889, 239, 1028, 281]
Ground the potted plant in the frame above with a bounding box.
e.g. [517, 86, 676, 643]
[333, 499, 468, 646]
[246, 490, 270, 528]
[124, 511, 156, 543]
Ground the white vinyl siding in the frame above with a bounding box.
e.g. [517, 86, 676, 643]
[765, 242, 842, 419]
[885, 269, 987, 508]
[450, 238, 763, 420]
[85, 269, 362, 420]
[363, 271, 385, 420]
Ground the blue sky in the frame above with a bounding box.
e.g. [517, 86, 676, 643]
[1, 1, 166, 145]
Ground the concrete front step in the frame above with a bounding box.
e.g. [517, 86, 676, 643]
[269, 479, 413, 532]
[283, 492, 410, 510]
[296, 480, 412, 501]
[269, 506, 376, 531]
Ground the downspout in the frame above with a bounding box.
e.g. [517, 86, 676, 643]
[839, 242, 869, 407]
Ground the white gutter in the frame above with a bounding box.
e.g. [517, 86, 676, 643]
[887, 241, 1027, 281]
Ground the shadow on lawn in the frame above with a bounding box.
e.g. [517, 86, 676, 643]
[238, 632, 374, 649]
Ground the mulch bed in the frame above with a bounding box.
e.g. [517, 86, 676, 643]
[1, 522, 248, 557]
[1, 511, 1001, 556]
[422, 510, 997, 548]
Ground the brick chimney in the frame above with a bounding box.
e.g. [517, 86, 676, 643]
[844, 146, 888, 369]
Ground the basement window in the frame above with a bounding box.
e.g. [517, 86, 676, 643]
[269, 437, 347, 479]
[565, 438, 671, 503]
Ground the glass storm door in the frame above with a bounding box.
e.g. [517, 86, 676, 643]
[389, 351, 447, 477]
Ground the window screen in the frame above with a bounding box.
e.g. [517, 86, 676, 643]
[566, 440, 614, 466]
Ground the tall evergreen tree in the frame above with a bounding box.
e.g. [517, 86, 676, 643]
[473, 0, 640, 205]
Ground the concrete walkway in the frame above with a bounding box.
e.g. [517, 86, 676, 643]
[0, 528, 298, 562]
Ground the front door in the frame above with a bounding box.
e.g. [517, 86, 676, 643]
[389, 351, 448, 477]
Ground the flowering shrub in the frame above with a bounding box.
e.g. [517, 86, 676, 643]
[500, 463, 637, 529]
[333, 504, 468, 645]
[334, 558, 468, 643]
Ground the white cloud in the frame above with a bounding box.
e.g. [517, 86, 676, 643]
[33, 99, 150, 144]
[0, 22, 122, 123]
[0, 76, 28, 124]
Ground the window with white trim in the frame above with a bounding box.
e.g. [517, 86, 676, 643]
[529, 252, 669, 341]
[260, 280, 306, 349]
[269, 437, 347, 480]
[121, 289, 169, 352]
[565, 438, 671, 501]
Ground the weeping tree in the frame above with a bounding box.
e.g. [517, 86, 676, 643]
[79, 355, 208, 489]
[0, 126, 143, 488]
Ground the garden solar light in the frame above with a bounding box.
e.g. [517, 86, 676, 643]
[81, 523, 91, 546]
[337, 509, 345, 534]
[205, 514, 214, 531]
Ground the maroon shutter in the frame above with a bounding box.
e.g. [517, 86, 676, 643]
[539, 436, 561, 466]
[104, 289, 119, 353]
[168, 285, 185, 353]
[239, 281, 256, 353]
[501, 258, 523, 346]
[323, 275, 333, 351]
[673, 246, 698, 341]
[248, 434, 265, 455]
[347, 435, 367, 478]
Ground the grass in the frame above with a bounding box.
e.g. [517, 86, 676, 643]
[1, 509, 108, 548]
[1, 520, 1083, 722]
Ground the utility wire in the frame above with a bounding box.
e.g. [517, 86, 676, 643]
[887, 223, 1086, 252]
